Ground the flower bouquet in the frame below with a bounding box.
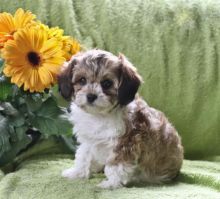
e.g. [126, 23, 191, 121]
[0, 8, 80, 166]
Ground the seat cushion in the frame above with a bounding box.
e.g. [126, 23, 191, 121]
[0, 155, 219, 199]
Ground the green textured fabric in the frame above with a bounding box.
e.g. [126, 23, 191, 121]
[0, 155, 219, 199]
[0, 0, 220, 158]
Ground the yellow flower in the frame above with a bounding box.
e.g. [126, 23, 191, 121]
[0, 32, 13, 49]
[0, 8, 36, 48]
[62, 36, 81, 60]
[38, 23, 63, 40]
[38, 23, 80, 60]
[2, 27, 65, 92]
[48, 27, 64, 39]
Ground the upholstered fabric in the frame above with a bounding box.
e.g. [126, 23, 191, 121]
[0, 154, 219, 199]
[1, 0, 219, 158]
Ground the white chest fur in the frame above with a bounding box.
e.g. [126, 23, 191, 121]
[68, 103, 125, 164]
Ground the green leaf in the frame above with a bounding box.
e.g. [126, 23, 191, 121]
[0, 111, 31, 166]
[0, 114, 10, 157]
[0, 76, 12, 101]
[0, 102, 25, 127]
[0, 125, 31, 166]
[36, 97, 60, 118]
[25, 95, 43, 112]
[0, 102, 25, 132]
[0, 58, 4, 73]
[57, 115, 73, 136]
[31, 116, 59, 135]
[30, 97, 72, 135]
[15, 126, 29, 141]
[8, 124, 16, 143]
[0, 102, 18, 116]
[9, 113, 25, 127]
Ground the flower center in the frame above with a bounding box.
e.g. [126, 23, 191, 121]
[27, 51, 41, 66]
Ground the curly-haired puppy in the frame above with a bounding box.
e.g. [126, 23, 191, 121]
[58, 49, 184, 189]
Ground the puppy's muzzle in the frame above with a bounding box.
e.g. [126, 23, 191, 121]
[87, 93, 97, 103]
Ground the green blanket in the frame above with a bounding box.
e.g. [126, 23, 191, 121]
[0, 0, 220, 158]
[0, 154, 219, 199]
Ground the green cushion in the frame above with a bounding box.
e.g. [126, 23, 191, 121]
[0, 155, 219, 199]
[0, 0, 220, 158]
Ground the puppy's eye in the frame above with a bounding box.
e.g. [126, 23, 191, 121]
[78, 77, 87, 86]
[101, 79, 113, 90]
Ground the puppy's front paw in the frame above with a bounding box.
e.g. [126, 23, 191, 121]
[97, 180, 122, 189]
[62, 168, 77, 179]
[62, 168, 88, 179]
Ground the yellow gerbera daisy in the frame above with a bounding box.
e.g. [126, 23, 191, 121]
[62, 36, 81, 60]
[2, 27, 65, 92]
[38, 23, 63, 40]
[38, 23, 81, 60]
[0, 8, 36, 47]
[0, 32, 13, 49]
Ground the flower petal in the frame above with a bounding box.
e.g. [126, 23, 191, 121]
[14, 8, 36, 29]
[0, 12, 15, 33]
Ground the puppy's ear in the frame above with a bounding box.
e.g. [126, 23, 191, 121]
[118, 54, 143, 106]
[57, 60, 76, 101]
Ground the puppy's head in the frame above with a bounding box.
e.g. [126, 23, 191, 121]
[58, 49, 142, 114]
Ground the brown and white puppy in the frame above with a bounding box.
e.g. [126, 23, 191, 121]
[58, 49, 183, 189]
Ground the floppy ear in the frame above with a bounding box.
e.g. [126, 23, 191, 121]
[118, 54, 142, 106]
[57, 60, 75, 101]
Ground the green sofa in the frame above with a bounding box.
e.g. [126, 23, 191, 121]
[0, 0, 220, 198]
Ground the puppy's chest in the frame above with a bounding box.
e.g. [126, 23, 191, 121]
[69, 104, 125, 143]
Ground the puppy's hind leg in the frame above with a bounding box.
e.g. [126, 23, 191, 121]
[97, 164, 136, 189]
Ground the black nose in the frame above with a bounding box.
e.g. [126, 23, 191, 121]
[87, 93, 97, 103]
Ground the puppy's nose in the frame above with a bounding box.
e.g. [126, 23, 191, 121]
[87, 93, 97, 103]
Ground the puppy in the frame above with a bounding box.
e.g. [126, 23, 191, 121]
[58, 49, 184, 189]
